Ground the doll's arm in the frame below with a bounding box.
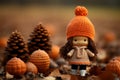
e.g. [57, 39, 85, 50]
[67, 49, 74, 57]
[86, 49, 95, 57]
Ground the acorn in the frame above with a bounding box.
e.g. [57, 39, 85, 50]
[106, 59, 120, 76]
[29, 49, 50, 73]
[26, 62, 38, 74]
[6, 57, 26, 78]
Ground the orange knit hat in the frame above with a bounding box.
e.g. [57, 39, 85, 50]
[66, 6, 95, 41]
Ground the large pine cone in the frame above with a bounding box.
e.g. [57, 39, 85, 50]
[28, 24, 51, 54]
[5, 30, 29, 63]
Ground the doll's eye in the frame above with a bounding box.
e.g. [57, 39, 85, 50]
[74, 39, 77, 41]
[84, 39, 87, 41]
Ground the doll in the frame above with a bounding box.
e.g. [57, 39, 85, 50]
[60, 6, 97, 77]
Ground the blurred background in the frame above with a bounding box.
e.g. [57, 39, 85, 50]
[0, 0, 120, 46]
[0, 1, 120, 79]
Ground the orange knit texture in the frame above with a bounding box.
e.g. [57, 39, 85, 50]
[69, 61, 91, 65]
[29, 49, 50, 73]
[66, 6, 95, 41]
[6, 57, 27, 75]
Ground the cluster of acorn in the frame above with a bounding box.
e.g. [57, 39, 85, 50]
[2, 24, 61, 79]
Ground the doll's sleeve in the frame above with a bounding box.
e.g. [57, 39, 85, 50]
[67, 49, 74, 57]
[86, 49, 95, 57]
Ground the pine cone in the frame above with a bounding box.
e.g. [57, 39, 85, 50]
[28, 24, 51, 54]
[5, 30, 29, 62]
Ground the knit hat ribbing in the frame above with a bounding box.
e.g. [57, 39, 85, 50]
[66, 6, 95, 41]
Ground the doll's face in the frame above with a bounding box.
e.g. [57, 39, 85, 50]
[73, 36, 88, 46]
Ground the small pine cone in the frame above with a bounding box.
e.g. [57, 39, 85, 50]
[5, 30, 29, 62]
[28, 24, 52, 54]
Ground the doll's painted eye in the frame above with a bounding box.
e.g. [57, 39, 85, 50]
[74, 39, 77, 41]
[84, 39, 87, 41]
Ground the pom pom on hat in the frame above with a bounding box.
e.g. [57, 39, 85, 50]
[75, 6, 88, 16]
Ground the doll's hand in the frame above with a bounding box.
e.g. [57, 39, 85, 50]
[67, 49, 74, 57]
[86, 49, 95, 57]
[67, 53, 72, 57]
